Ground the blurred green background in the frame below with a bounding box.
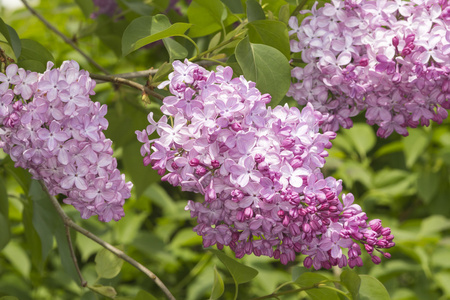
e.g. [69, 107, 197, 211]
[0, 0, 449, 299]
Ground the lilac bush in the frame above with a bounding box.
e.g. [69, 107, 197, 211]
[137, 60, 394, 268]
[288, 0, 450, 137]
[0, 61, 132, 222]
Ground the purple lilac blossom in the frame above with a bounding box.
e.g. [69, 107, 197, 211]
[136, 60, 394, 268]
[0, 61, 132, 222]
[288, 0, 450, 137]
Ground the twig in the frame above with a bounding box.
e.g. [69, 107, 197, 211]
[65, 225, 87, 287]
[39, 181, 176, 300]
[90, 73, 165, 101]
[20, 0, 110, 75]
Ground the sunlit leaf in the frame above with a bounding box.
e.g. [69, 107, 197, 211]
[95, 248, 124, 279]
[359, 275, 390, 300]
[210, 266, 225, 300]
[187, 0, 237, 37]
[88, 284, 117, 299]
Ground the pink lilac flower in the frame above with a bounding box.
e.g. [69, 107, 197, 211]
[288, 0, 450, 137]
[137, 60, 394, 268]
[0, 61, 132, 222]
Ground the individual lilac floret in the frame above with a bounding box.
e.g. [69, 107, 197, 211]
[137, 60, 394, 268]
[288, 0, 450, 137]
[0, 61, 132, 222]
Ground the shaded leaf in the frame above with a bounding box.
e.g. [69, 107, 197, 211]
[75, 0, 95, 18]
[0, 175, 10, 251]
[295, 272, 339, 300]
[246, 0, 266, 22]
[359, 275, 390, 300]
[0, 18, 21, 59]
[340, 269, 361, 300]
[211, 249, 258, 284]
[235, 37, 290, 105]
[247, 20, 290, 59]
[121, 0, 154, 15]
[417, 170, 439, 204]
[135, 290, 159, 300]
[122, 15, 191, 56]
[221, 0, 244, 14]
[403, 129, 429, 168]
[95, 248, 124, 279]
[210, 266, 225, 300]
[18, 39, 54, 72]
[163, 38, 189, 62]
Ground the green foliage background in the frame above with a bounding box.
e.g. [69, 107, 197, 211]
[0, 0, 449, 299]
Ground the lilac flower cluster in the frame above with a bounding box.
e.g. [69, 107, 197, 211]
[0, 61, 132, 222]
[137, 60, 394, 268]
[288, 0, 450, 137]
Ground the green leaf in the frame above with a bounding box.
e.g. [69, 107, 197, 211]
[75, 0, 95, 18]
[295, 273, 339, 300]
[402, 129, 429, 168]
[340, 269, 361, 300]
[210, 266, 225, 300]
[17, 60, 46, 73]
[29, 181, 79, 282]
[246, 20, 290, 59]
[163, 38, 189, 62]
[235, 37, 290, 105]
[151, 61, 173, 85]
[291, 266, 307, 281]
[0, 175, 10, 251]
[246, 0, 266, 21]
[135, 290, 159, 300]
[359, 275, 390, 300]
[221, 0, 244, 14]
[419, 215, 450, 237]
[435, 271, 450, 297]
[343, 123, 376, 158]
[278, 4, 291, 25]
[211, 249, 258, 284]
[95, 248, 124, 279]
[187, 0, 238, 37]
[0, 297, 20, 300]
[88, 284, 117, 299]
[122, 15, 191, 56]
[121, 0, 154, 15]
[417, 170, 439, 204]
[18, 39, 54, 72]
[0, 18, 21, 59]
[2, 241, 31, 278]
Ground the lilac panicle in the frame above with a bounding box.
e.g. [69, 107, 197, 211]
[289, 0, 450, 137]
[137, 60, 394, 268]
[0, 61, 132, 222]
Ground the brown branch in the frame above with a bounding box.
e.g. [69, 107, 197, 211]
[90, 73, 165, 101]
[39, 181, 176, 300]
[20, 0, 110, 75]
[65, 225, 87, 287]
